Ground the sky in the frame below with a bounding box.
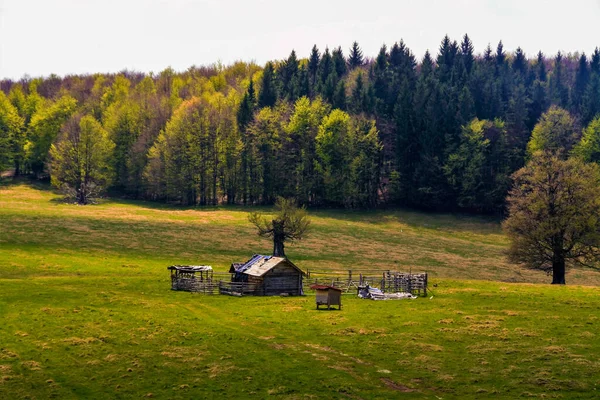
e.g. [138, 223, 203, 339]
[1, 0, 599, 80]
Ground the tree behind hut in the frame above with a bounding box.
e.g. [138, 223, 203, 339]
[248, 197, 310, 258]
[503, 153, 600, 284]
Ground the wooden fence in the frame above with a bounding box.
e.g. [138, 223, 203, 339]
[171, 269, 428, 297]
[303, 269, 428, 297]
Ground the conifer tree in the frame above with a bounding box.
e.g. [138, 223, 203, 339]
[332, 80, 346, 111]
[483, 44, 493, 63]
[237, 80, 256, 132]
[573, 53, 590, 113]
[350, 71, 366, 114]
[308, 45, 320, 93]
[258, 62, 278, 108]
[318, 48, 333, 89]
[549, 52, 569, 108]
[512, 47, 528, 78]
[332, 47, 347, 78]
[536, 51, 547, 82]
[348, 41, 364, 69]
[460, 34, 475, 74]
[591, 48, 600, 75]
[495, 41, 506, 67]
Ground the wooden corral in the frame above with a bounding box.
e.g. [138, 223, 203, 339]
[303, 270, 428, 296]
[311, 285, 342, 310]
[227, 255, 305, 296]
[168, 265, 218, 293]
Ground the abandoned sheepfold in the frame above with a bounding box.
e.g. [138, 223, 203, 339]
[169, 262, 428, 298]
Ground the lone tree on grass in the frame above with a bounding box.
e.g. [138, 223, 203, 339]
[503, 153, 600, 284]
[49, 114, 115, 205]
[248, 197, 310, 258]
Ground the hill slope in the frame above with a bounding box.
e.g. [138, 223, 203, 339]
[1, 182, 600, 399]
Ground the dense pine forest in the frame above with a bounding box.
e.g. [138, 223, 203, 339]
[2, 34, 600, 212]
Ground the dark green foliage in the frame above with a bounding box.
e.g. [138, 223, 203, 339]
[512, 47, 528, 78]
[348, 41, 364, 69]
[332, 47, 347, 78]
[258, 62, 278, 108]
[237, 79, 256, 131]
[549, 52, 570, 108]
[459, 34, 475, 75]
[308, 45, 320, 94]
[536, 51, 547, 82]
[572, 53, 589, 112]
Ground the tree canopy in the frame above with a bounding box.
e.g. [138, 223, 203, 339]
[248, 197, 310, 258]
[2, 35, 600, 213]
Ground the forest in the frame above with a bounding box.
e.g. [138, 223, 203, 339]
[1, 34, 600, 212]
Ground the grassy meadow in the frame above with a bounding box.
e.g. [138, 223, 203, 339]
[1, 180, 600, 399]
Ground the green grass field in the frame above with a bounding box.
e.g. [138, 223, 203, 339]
[1, 181, 600, 399]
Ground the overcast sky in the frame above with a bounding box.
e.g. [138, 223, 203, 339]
[1, 0, 599, 80]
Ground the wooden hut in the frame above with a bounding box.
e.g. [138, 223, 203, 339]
[227, 255, 305, 296]
[311, 285, 342, 310]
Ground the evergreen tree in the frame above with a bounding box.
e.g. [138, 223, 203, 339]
[258, 62, 278, 108]
[512, 47, 528, 78]
[308, 45, 320, 94]
[318, 48, 333, 89]
[437, 35, 458, 83]
[333, 80, 347, 111]
[573, 53, 590, 113]
[332, 46, 347, 78]
[591, 48, 600, 75]
[348, 41, 364, 69]
[350, 71, 367, 114]
[459, 34, 475, 75]
[549, 52, 569, 108]
[536, 51, 547, 82]
[372, 45, 389, 115]
[495, 41, 506, 68]
[279, 50, 299, 100]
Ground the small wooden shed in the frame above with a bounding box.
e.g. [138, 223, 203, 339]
[168, 265, 213, 292]
[311, 285, 342, 310]
[228, 255, 305, 296]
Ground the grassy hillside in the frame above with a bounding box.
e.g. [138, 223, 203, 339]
[1, 181, 600, 399]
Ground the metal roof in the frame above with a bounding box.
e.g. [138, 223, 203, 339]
[168, 265, 213, 272]
[231, 255, 305, 277]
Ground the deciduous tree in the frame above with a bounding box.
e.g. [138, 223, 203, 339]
[248, 197, 310, 258]
[503, 153, 600, 284]
[49, 114, 115, 204]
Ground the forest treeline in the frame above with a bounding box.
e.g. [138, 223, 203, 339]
[2, 34, 600, 211]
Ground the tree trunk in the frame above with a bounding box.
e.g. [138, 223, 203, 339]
[78, 188, 87, 205]
[551, 255, 566, 285]
[272, 220, 285, 258]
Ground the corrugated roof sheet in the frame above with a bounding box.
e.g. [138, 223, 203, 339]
[231, 255, 305, 277]
[168, 265, 213, 272]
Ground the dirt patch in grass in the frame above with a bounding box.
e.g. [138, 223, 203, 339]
[21, 361, 42, 370]
[380, 377, 414, 392]
[207, 362, 236, 378]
